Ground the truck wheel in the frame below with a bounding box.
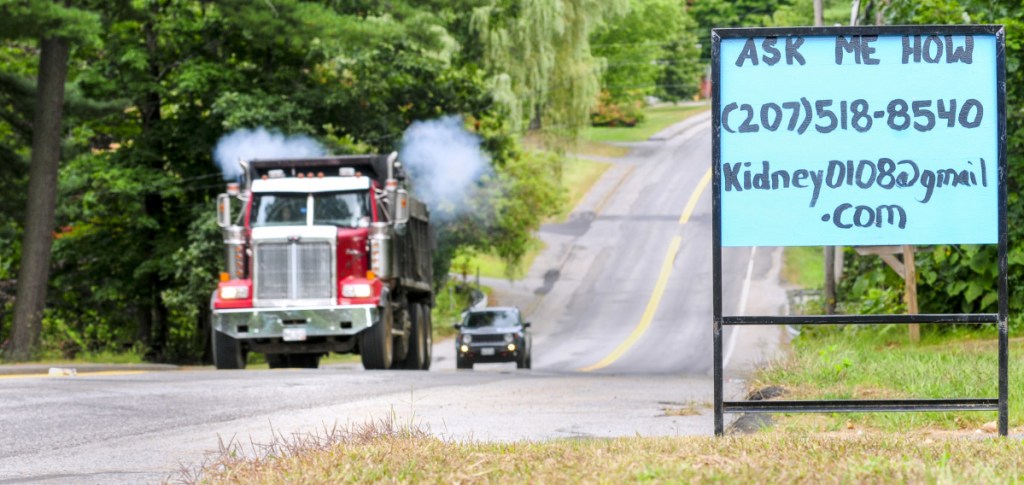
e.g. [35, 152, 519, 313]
[212, 330, 247, 370]
[421, 303, 432, 370]
[399, 304, 428, 370]
[392, 307, 411, 364]
[361, 305, 393, 370]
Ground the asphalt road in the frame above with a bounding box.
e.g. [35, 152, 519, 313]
[0, 115, 787, 484]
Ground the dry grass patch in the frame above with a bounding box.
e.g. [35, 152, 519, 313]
[660, 400, 711, 417]
[175, 418, 1024, 484]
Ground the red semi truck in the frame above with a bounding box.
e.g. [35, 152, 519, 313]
[211, 153, 433, 370]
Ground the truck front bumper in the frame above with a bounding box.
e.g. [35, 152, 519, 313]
[212, 305, 378, 340]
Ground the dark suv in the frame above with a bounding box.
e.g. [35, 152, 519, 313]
[454, 307, 532, 370]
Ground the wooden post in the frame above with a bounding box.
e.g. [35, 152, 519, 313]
[903, 245, 920, 343]
[853, 245, 920, 343]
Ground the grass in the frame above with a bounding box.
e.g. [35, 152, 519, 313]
[556, 157, 611, 220]
[450, 239, 546, 281]
[521, 133, 630, 159]
[180, 416, 1024, 484]
[753, 327, 1024, 433]
[40, 349, 146, 364]
[574, 139, 630, 158]
[586, 103, 710, 143]
[782, 246, 824, 288]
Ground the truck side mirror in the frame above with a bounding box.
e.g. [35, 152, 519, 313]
[522, 322, 531, 328]
[453, 323, 462, 330]
[216, 193, 232, 228]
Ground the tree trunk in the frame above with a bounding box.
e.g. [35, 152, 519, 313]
[139, 13, 171, 361]
[7, 37, 70, 361]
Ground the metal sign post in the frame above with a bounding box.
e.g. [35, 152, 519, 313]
[711, 25, 1008, 436]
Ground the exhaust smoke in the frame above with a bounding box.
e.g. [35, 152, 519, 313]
[399, 116, 491, 216]
[213, 128, 326, 181]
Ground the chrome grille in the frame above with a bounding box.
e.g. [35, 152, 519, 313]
[255, 243, 290, 300]
[255, 241, 333, 301]
[297, 242, 332, 299]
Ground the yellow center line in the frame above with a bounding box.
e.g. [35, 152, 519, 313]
[679, 167, 712, 225]
[579, 236, 682, 372]
[579, 165, 713, 372]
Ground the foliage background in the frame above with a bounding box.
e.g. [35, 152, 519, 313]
[0, 0, 708, 362]
[7, 0, 1013, 362]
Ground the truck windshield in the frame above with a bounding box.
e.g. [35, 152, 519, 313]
[251, 193, 307, 226]
[251, 191, 370, 228]
[313, 192, 370, 227]
[463, 310, 520, 328]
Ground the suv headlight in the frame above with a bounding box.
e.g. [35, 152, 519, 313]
[462, 334, 472, 344]
[342, 283, 372, 298]
[219, 285, 249, 300]
[504, 333, 514, 343]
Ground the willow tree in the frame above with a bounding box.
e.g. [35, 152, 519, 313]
[471, 0, 627, 143]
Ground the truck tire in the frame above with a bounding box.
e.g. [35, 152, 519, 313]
[361, 305, 393, 370]
[392, 306, 411, 364]
[399, 303, 428, 370]
[421, 303, 432, 370]
[212, 330, 246, 370]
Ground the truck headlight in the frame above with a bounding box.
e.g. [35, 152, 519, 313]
[462, 334, 472, 344]
[219, 285, 250, 300]
[342, 284, 373, 298]
[504, 333, 514, 343]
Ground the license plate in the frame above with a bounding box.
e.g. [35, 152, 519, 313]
[283, 327, 307, 342]
[481, 347, 495, 356]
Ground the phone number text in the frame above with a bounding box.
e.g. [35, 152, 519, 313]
[720, 98, 984, 135]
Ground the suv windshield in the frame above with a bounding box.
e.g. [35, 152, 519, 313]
[463, 310, 520, 328]
[251, 191, 370, 228]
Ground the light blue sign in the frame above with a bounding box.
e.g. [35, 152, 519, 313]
[718, 32, 999, 246]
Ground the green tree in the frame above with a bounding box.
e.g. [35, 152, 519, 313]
[689, 0, 794, 60]
[0, 0, 589, 362]
[591, 0, 702, 105]
[471, 0, 628, 141]
[0, 1, 100, 361]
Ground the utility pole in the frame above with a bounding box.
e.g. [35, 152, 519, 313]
[824, 247, 836, 314]
[903, 245, 920, 342]
[813, 0, 824, 27]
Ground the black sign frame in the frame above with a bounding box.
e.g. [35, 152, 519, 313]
[711, 24, 1008, 436]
